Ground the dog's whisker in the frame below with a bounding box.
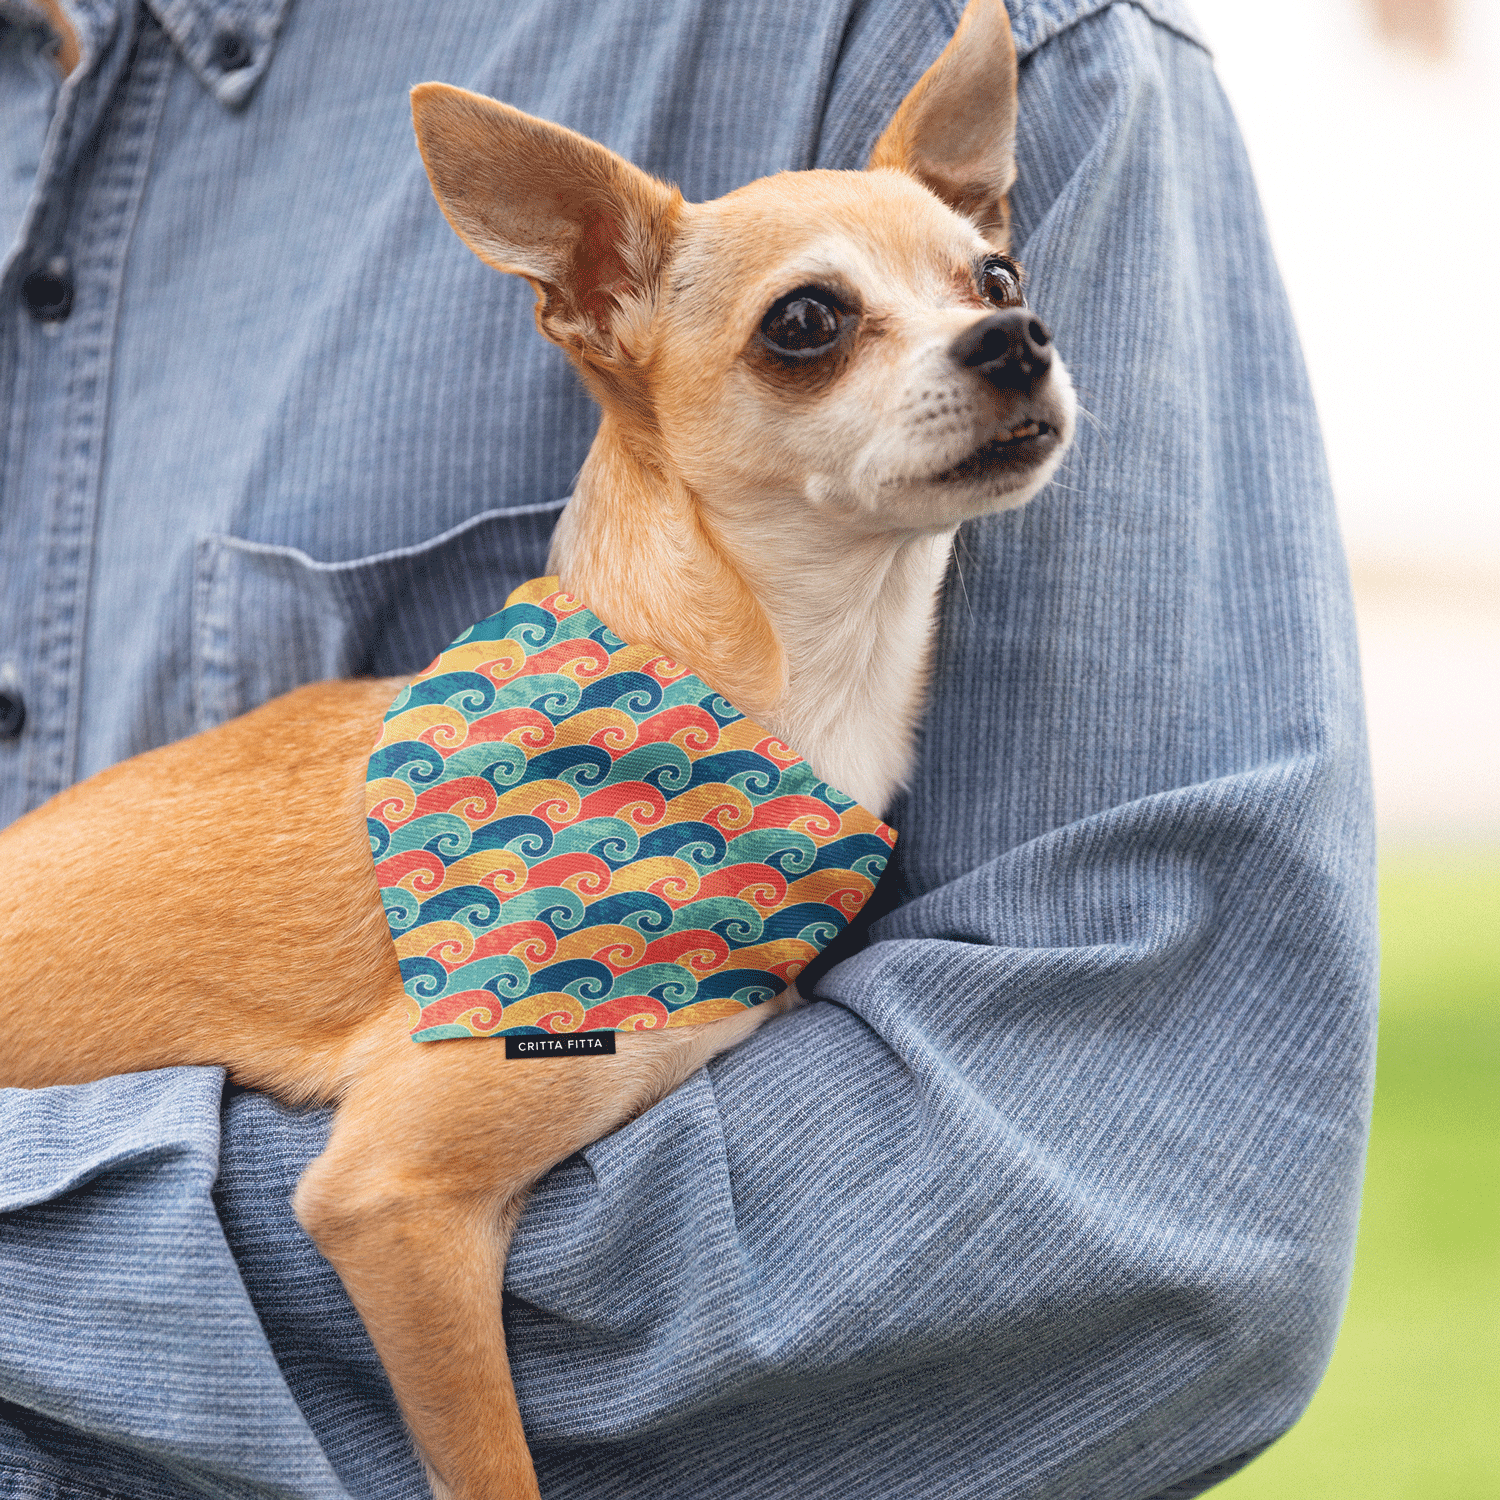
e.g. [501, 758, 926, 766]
[952, 533, 976, 626]
[1073, 400, 1106, 438]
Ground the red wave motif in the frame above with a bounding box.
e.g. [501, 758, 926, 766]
[578, 780, 667, 829]
[753, 734, 801, 768]
[638, 928, 731, 976]
[462, 706, 556, 751]
[693, 862, 788, 910]
[581, 994, 670, 1030]
[747, 794, 841, 838]
[633, 703, 722, 754]
[639, 655, 694, 685]
[469, 921, 557, 969]
[417, 989, 500, 1030]
[517, 637, 610, 682]
[414, 775, 500, 822]
[520, 851, 613, 899]
[374, 848, 446, 895]
[824, 884, 869, 916]
[542, 589, 587, 618]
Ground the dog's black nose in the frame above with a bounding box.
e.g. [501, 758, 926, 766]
[950, 309, 1053, 393]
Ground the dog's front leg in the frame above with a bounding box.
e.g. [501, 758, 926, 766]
[297, 1172, 537, 1500]
[293, 998, 791, 1500]
[293, 1048, 551, 1500]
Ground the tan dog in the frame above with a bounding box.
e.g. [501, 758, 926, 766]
[0, 1, 1073, 1495]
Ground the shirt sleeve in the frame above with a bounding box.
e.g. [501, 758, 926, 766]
[0, 4, 1375, 1499]
[501, 6, 1378, 1498]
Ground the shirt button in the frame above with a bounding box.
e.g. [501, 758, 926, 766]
[211, 27, 253, 71]
[0, 688, 24, 740]
[22, 258, 73, 323]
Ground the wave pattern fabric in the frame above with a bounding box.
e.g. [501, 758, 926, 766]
[367, 578, 895, 1039]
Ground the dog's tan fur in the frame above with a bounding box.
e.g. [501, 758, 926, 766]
[0, 4, 1073, 1496]
[34, 0, 80, 78]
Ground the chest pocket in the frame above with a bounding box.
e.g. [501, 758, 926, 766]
[192, 501, 566, 730]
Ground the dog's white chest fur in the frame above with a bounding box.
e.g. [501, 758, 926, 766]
[748, 528, 955, 815]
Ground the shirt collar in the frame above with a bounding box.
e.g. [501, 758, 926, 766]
[143, 0, 292, 107]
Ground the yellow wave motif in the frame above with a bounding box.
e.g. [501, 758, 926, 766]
[609, 1007, 670, 1031]
[506, 577, 566, 609]
[712, 718, 781, 756]
[433, 847, 530, 898]
[552, 923, 647, 970]
[453, 999, 503, 1034]
[664, 782, 755, 831]
[607, 641, 692, 682]
[712, 937, 818, 976]
[556, 865, 614, 899]
[498, 992, 584, 1032]
[375, 701, 473, 754]
[665, 997, 751, 1026]
[394, 919, 474, 966]
[605, 854, 702, 904]
[365, 775, 416, 822]
[784, 868, 876, 911]
[549, 704, 639, 752]
[414, 637, 526, 688]
[490, 776, 582, 827]
[788, 809, 844, 844]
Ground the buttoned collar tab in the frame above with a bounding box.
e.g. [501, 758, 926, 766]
[144, 0, 290, 108]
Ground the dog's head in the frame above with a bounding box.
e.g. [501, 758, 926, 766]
[412, 0, 1074, 543]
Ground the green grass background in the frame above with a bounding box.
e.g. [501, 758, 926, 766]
[1216, 851, 1499, 1499]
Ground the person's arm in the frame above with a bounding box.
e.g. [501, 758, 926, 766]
[497, 7, 1375, 1497]
[0, 3, 1373, 1497]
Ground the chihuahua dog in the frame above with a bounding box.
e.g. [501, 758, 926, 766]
[0, 1, 1072, 1495]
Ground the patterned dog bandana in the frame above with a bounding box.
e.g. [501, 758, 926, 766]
[368, 578, 896, 1040]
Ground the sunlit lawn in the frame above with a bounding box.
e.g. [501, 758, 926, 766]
[1216, 850, 1499, 1499]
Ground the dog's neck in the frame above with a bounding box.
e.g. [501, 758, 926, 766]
[549, 416, 953, 814]
[723, 519, 953, 817]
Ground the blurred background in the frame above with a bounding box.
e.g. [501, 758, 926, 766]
[1183, 0, 1499, 1494]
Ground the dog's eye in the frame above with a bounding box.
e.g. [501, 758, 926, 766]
[761, 290, 843, 355]
[978, 257, 1023, 307]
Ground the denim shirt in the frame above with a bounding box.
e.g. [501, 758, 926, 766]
[0, 2, 1377, 1498]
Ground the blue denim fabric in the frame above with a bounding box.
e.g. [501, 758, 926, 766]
[0, 1, 1376, 1497]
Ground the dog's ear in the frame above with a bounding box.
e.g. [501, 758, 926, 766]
[867, 0, 1019, 248]
[412, 85, 681, 372]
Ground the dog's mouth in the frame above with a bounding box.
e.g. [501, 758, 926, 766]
[931, 419, 1056, 484]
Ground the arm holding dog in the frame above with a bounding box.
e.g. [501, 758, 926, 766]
[497, 11, 1375, 1496]
[0, 2, 1374, 1498]
[7, 9, 1058, 1494]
